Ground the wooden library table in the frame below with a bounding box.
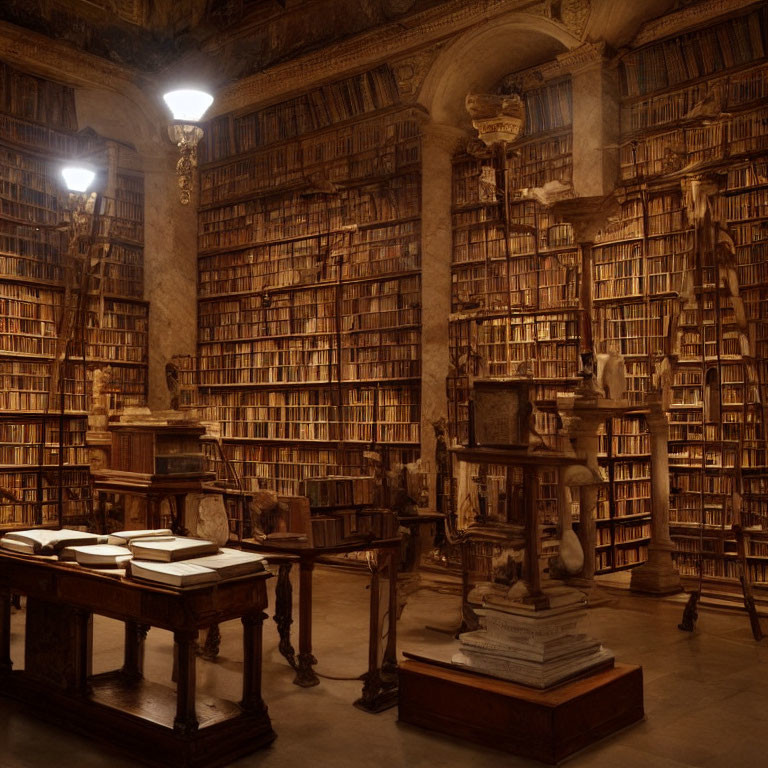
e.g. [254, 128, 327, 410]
[241, 536, 401, 712]
[0, 551, 275, 768]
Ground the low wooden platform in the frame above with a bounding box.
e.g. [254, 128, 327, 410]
[398, 658, 643, 764]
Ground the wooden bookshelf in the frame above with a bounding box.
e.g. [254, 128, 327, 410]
[593, 417, 652, 574]
[186, 65, 421, 496]
[613, 2, 768, 585]
[0, 59, 147, 529]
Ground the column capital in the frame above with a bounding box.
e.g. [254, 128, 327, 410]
[421, 121, 471, 156]
[550, 195, 620, 243]
[645, 398, 670, 432]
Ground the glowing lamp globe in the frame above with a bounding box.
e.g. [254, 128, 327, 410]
[163, 89, 214, 122]
[61, 166, 96, 193]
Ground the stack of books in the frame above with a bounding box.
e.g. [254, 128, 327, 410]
[0, 528, 267, 587]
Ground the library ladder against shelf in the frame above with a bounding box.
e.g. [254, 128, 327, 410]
[0, 552, 275, 768]
[241, 536, 400, 712]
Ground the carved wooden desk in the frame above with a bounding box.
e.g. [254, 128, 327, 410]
[0, 552, 275, 768]
[241, 537, 400, 712]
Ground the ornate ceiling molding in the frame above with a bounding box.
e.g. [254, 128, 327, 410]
[0, 20, 167, 156]
[211, 0, 552, 116]
[391, 42, 448, 101]
[0, 20, 137, 90]
[633, 0, 759, 46]
[556, 39, 607, 75]
[501, 38, 603, 90]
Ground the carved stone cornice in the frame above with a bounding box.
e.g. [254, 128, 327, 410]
[0, 21, 161, 126]
[556, 40, 608, 76]
[501, 36, 602, 90]
[211, 0, 553, 116]
[528, 0, 592, 39]
[391, 42, 448, 102]
[633, 0, 759, 47]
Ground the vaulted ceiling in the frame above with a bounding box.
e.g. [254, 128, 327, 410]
[0, 0, 449, 77]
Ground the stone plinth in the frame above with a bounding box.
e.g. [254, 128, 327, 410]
[452, 587, 613, 689]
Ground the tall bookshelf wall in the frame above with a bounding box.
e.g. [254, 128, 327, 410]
[0, 59, 147, 530]
[614, 1, 768, 587]
[450, 2, 768, 582]
[193, 65, 421, 495]
[447, 75, 598, 572]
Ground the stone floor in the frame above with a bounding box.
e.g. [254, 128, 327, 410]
[1, 567, 767, 768]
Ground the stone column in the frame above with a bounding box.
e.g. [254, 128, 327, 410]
[568, 411, 604, 585]
[558, 42, 619, 199]
[143, 150, 198, 410]
[630, 398, 682, 594]
[420, 121, 468, 508]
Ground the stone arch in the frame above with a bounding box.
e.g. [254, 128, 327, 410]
[418, 13, 579, 129]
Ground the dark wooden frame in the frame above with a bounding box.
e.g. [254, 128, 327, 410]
[242, 536, 400, 711]
[0, 552, 275, 768]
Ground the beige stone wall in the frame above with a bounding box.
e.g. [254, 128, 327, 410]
[75, 88, 198, 410]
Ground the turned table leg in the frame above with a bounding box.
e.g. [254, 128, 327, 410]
[173, 630, 199, 734]
[355, 545, 400, 713]
[274, 562, 297, 668]
[294, 557, 318, 687]
[242, 611, 268, 713]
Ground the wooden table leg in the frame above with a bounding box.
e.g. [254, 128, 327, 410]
[173, 630, 199, 734]
[383, 544, 399, 679]
[294, 557, 318, 687]
[173, 493, 187, 535]
[123, 621, 148, 679]
[242, 611, 268, 713]
[355, 545, 399, 713]
[274, 562, 297, 669]
[73, 609, 92, 696]
[0, 588, 12, 674]
[199, 623, 221, 660]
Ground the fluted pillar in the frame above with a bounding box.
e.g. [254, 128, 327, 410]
[420, 121, 468, 507]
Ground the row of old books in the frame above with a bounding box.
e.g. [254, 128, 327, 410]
[0, 468, 91, 528]
[198, 175, 420, 252]
[215, 444, 417, 497]
[195, 385, 419, 444]
[200, 119, 420, 206]
[622, 62, 768, 133]
[620, 104, 768, 182]
[619, 6, 767, 98]
[0, 61, 77, 131]
[452, 143, 573, 208]
[0, 360, 87, 412]
[198, 224, 419, 298]
[201, 65, 401, 163]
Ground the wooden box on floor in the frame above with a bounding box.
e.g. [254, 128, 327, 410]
[398, 659, 643, 764]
